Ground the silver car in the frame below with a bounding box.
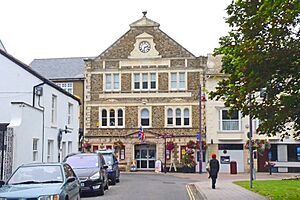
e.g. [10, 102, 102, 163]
[0, 163, 81, 200]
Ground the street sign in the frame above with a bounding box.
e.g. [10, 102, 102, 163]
[196, 132, 201, 141]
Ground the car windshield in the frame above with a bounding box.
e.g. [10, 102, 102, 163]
[8, 165, 63, 185]
[102, 154, 114, 165]
[66, 155, 99, 169]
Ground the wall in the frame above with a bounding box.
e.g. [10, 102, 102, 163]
[0, 54, 41, 123]
[8, 103, 43, 171]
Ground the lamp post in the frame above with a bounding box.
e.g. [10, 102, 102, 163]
[198, 84, 203, 174]
[248, 94, 254, 188]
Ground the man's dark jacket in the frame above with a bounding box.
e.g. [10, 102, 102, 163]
[209, 159, 220, 178]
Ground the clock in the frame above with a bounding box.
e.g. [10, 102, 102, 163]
[139, 41, 151, 53]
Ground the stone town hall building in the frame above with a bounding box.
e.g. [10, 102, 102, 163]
[84, 14, 206, 170]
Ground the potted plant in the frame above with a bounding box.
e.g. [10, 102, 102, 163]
[181, 140, 198, 173]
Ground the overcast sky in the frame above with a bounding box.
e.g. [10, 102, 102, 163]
[1, 0, 232, 64]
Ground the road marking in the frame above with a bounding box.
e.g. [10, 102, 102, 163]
[186, 184, 195, 200]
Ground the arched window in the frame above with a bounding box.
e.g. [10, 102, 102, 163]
[176, 108, 181, 126]
[109, 109, 115, 126]
[118, 109, 123, 126]
[102, 109, 107, 126]
[141, 108, 150, 126]
[167, 108, 173, 126]
[184, 108, 190, 126]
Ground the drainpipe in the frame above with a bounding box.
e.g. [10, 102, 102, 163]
[33, 83, 45, 163]
[37, 95, 45, 162]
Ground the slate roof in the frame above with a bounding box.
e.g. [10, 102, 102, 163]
[30, 57, 90, 80]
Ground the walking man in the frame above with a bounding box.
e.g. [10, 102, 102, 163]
[209, 153, 220, 189]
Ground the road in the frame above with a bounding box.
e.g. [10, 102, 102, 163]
[81, 172, 196, 200]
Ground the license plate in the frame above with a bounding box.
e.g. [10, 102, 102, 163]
[81, 183, 85, 187]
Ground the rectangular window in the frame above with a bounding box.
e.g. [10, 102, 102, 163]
[113, 74, 120, 90]
[105, 74, 112, 90]
[220, 110, 240, 131]
[142, 73, 148, 89]
[68, 141, 72, 154]
[47, 140, 54, 162]
[288, 144, 300, 162]
[105, 73, 120, 91]
[170, 72, 186, 90]
[32, 139, 38, 161]
[179, 72, 185, 89]
[51, 95, 57, 125]
[67, 103, 73, 126]
[133, 72, 157, 91]
[150, 73, 156, 89]
[171, 73, 177, 89]
[56, 82, 73, 94]
[134, 74, 140, 89]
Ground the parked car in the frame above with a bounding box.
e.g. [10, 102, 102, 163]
[0, 163, 80, 199]
[97, 149, 120, 185]
[64, 153, 108, 196]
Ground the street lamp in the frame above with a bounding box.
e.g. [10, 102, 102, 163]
[248, 94, 254, 188]
[198, 84, 206, 173]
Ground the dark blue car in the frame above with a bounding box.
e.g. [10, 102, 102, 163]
[97, 149, 120, 185]
[0, 163, 80, 200]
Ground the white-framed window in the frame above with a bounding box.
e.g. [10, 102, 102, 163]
[67, 103, 73, 126]
[51, 95, 57, 125]
[32, 138, 38, 161]
[47, 140, 54, 162]
[133, 72, 157, 91]
[68, 141, 72, 154]
[100, 108, 124, 128]
[138, 107, 152, 127]
[219, 109, 241, 131]
[56, 82, 73, 94]
[141, 108, 150, 126]
[170, 72, 186, 90]
[104, 73, 120, 91]
[62, 141, 67, 160]
[166, 107, 191, 127]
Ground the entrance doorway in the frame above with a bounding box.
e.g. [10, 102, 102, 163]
[134, 144, 156, 170]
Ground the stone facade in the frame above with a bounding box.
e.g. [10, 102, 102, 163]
[84, 15, 205, 171]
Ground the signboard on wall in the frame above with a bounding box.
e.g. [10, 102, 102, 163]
[220, 156, 230, 164]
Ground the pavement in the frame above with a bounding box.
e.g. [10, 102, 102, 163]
[168, 172, 298, 200]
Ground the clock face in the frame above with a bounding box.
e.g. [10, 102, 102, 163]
[139, 41, 151, 53]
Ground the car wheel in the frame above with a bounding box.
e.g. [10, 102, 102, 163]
[110, 175, 116, 185]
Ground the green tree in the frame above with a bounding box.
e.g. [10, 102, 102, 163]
[210, 0, 300, 139]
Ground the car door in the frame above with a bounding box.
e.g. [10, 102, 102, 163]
[63, 164, 80, 199]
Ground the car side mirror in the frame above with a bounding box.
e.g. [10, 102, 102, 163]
[66, 177, 76, 183]
[103, 165, 108, 169]
[115, 161, 119, 165]
[0, 180, 5, 187]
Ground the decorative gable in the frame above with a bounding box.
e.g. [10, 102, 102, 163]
[128, 32, 161, 59]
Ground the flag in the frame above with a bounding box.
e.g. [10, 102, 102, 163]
[138, 126, 145, 141]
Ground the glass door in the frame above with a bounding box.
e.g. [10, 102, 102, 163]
[135, 144, 156, 170]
